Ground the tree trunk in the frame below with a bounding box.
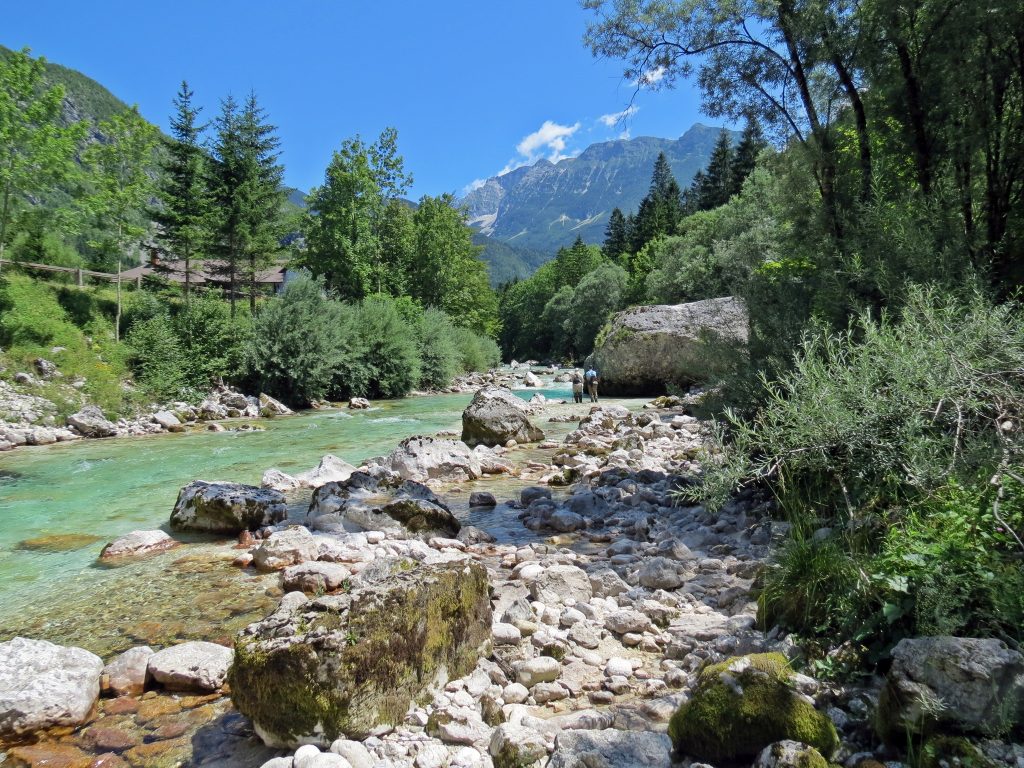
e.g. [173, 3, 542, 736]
[249, 253, 257, 316]
[0, 180, 11, 275]
[830, 53, 872, 202]
[895, 41, 932, 195]
[184, 246, 191, 306]
[778, 3, 842, 239]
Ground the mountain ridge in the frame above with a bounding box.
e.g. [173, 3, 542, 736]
[460, 123, 734, 262]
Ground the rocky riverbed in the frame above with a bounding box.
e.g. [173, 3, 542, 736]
[2, 387, 1022, 768]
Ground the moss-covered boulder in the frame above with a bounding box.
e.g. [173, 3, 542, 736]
[228, 558, 492, 748]
[668, 653, 839, 762]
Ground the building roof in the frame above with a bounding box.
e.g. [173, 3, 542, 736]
[120, 260, 287, 285]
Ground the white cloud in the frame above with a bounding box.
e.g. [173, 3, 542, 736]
[636, 66, 666, 88]
[515, 120, 581, 161]
[598, 105, 639, 127]
[462, 178, 487, 195]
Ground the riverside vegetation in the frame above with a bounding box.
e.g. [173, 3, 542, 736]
[1, 1, 1024, 767]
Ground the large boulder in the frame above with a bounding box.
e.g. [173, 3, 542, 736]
[384, 436, 482, 483]
[259, 393, 293, 417]
[587, 297, 748, 396]
[0, 637, 103, 739]
[66, 405, 118, 438]
[170, 480, 287, 534]
[230, 559, 492, 747]
[877, 636, 1024, 740]
[668, 653, 838, 762]
[461, 386, 544, 448]
[308, 472, 460, 540]
[548, 729, 673, 768]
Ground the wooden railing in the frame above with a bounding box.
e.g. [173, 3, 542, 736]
[0, 259, 142, 287]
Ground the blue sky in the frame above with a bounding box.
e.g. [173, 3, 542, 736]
[3, 1, 715, 199]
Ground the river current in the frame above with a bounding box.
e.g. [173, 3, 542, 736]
[0, 386, 604, 656]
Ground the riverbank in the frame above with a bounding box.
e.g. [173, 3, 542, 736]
[3, 387, 1020, 768]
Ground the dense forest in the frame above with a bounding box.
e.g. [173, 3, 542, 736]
[0, 49, 499, 407]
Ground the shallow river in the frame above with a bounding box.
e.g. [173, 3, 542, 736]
[0, 386, 607, 656]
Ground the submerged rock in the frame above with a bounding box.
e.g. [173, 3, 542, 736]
[170, 480, 287, 534]
[461, 386, 543, 448]
[308, 472, 460, 540]
[99, 530, 179, 560]
[0, 637, 103, 739]
[230, 558, 492, 747]
[667, 653, 838, 762]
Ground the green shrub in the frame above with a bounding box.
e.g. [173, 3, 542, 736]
[690, 287, 1024, 659]
[125, 315, 187, 400]
[453, 326, 500, 373]
[247, 275, 352, 406]
[349, 296, 421, 399]
[415, 308, 461, 390]
[172, 294, 250, 389]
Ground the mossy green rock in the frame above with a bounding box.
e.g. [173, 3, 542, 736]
[668, 653, 839, 762]
[228, 558, 492, 747]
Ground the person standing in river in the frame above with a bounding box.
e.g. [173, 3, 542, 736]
[571, 370, 584, 404]
[585, 368, 599, 403]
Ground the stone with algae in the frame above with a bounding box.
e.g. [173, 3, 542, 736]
[229, 557, 492, 748]
[668, 652, 839, 762]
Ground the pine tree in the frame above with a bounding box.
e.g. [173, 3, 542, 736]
[210, 96, 243, 315]
[729, 118, 766, 196]
[210, 93, 285, 316]
[699, 130, 735, 209]
[602, 208, 630, 259]
[236, 93, 285, 315]
[153, 81, 211, 304]
[630, 153, 684, 252]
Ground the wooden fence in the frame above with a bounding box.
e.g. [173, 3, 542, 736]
[0, 259, 142, 288]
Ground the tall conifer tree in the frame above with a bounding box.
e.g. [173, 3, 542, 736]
[729, 118, 766, 196]
[153, 81, 211, 303]
[602, 208, 630, 260]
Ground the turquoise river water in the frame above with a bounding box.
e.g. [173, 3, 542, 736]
[0, 387, 594, 657]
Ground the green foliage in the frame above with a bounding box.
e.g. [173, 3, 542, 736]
[347, 296, 420, 399]
[209, 93, 286, 315]
[414, 308, 462, 391]
[0, 274, 133, 415]
[567, 261, 627, 356]
[693, 289, 1024, 657]
[300, 128, 411, 300]
[452, 326, 500, 373]
[125, 315, 186, 400]
[247, 274, 352, 406]
[0, 48, 87, 261]
[172, 294, 250, 388]
[152, 81, 213, 302]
